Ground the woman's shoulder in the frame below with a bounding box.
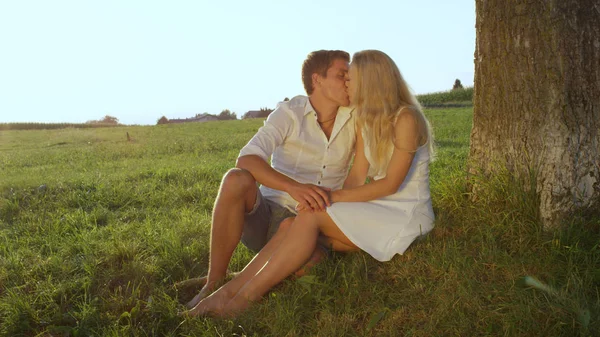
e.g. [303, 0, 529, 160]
[391, 106, 422, 152]
[394, 106, 419, 128]
[396, 105, 419, 117]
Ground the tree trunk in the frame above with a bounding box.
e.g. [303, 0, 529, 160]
[470, 0, 600, 227]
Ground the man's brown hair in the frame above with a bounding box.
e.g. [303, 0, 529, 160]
[301, 50, 350, 95]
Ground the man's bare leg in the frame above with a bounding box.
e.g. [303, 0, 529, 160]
[186, 168, 258, 308]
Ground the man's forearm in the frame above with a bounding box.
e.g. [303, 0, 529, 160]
[235, 155, 297, 193]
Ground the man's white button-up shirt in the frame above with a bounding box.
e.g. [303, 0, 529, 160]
[238, 95, 356, 213]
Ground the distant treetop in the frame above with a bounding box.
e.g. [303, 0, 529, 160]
[86, 115, 120, 125]
[218, 109, 237, 120]
[452, 79, 464, 90]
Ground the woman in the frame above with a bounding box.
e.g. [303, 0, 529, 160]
[187, 49, 435, 317]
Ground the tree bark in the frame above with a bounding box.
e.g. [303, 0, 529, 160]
[470, 0, 600, 227]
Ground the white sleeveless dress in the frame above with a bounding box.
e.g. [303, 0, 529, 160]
[326, 132, 435, 261]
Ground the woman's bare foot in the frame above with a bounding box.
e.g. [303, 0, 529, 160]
[183, 272, 239, 309]
[185, 283, 216, 309]
[187, 287, 236, 317]
[217, 291, 256, 318]
[293, 245, 327, 278]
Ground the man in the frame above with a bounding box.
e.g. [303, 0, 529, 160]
[185, 50, 356, 309]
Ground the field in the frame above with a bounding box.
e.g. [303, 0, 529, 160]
[1, 107, 598, 336]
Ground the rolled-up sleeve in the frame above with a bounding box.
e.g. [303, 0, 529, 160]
[238, 108, 293, 162]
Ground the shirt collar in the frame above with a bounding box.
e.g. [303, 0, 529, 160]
[304, 99, 316, 116]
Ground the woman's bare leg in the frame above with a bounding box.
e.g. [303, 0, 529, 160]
[318, 236, 358, 252]
[186, 217, 295, 316]
[187, 216, 325, 315]
[187, 217, 332, 317]
[221, 210, 348, 316]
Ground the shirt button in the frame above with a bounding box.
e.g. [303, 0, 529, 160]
[322, 165, 326, 169]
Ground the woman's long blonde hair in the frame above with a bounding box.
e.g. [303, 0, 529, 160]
[351, 50, 434, 168]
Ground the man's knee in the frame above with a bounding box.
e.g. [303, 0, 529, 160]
[221, 168, 256, 195]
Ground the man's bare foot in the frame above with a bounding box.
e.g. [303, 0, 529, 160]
[174, 276, 208, 293]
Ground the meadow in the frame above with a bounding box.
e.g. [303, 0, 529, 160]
[0, 107, 598, 336]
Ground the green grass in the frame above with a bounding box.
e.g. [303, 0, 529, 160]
[1, 110, 598, 336]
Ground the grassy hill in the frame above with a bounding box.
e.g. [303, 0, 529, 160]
[417, 87, 473, 107]
[0, 108, 597, 336]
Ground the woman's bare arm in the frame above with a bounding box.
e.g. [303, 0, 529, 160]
[331, 110, 419, 203]
[342, 126, 369, 189]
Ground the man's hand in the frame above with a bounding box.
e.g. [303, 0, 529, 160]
[287, 183, 331, 212]
[295, 204, 310, 213]
[296, 189, 342, 212]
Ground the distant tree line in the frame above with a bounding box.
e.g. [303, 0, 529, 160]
[156, 109, 238, 125]
[0, 122, 122, 131]
[1, 115, 123, 131]
[156, 99, 297, 125]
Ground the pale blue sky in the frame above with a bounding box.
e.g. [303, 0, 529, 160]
[0, 0, 475, 125]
